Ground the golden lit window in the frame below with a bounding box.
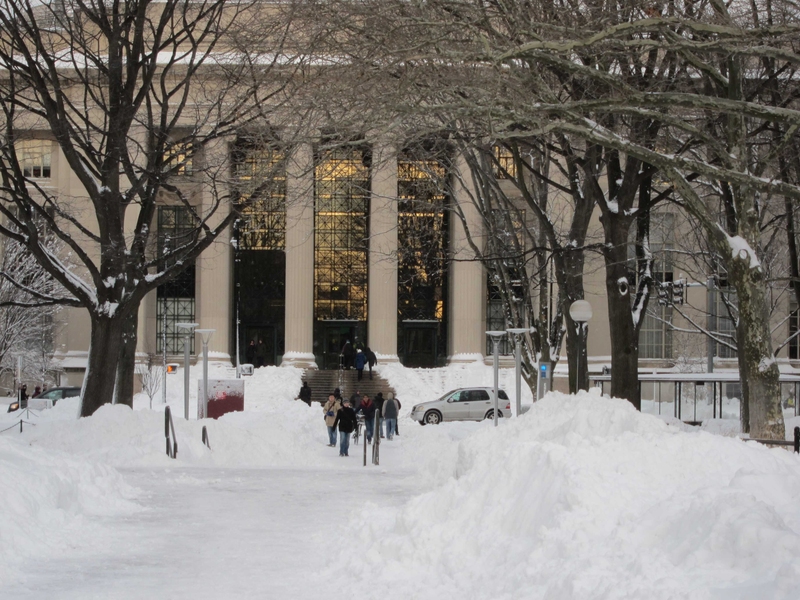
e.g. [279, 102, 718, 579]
[164, 141, 194, 176]
[493, 145, 516, 179]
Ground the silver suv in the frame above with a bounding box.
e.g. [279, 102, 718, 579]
[410, 387, 513, 425]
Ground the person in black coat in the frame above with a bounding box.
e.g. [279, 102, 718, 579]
[332, 400, 358, 457]
[298, 382, 312, 405]
[365, 347, 377, 380]
[341, 340, 355, 369]
[374, 392, 385, 438]
[245, 340, 256, 365]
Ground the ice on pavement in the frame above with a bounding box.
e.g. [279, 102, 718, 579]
[1, 362, 799, 599]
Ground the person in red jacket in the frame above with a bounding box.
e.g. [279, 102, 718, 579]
[359, 395, 377, 443]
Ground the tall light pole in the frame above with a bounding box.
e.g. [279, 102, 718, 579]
[196, 329, 215, 419]
[486, 331, 506, 427]
[507, 328, 530, 417]
[568, 300, 593, 392]
[161, 297, 168, 405]
[176, 322, 198, 420]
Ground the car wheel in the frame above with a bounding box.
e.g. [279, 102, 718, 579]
[484, 410, 503, 420]
[424, 410, 442, 425]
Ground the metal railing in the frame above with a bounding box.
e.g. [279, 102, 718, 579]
[165, 406, 178, 459]
[372, 409, 381, 465]
[745, 426, 800, 453]
[202, 425, 211, 450]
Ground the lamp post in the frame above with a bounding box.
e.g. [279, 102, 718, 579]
[161, 297, 168, 405]
[176, 322, 198, 420]
[507, 328, 531, 417]
[486, 331, 507, 427]
[568, 300, 593, 392]
[195, 329, 215, 419]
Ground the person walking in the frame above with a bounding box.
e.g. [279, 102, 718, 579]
[332, 399, 358, 457]
[245, 340, 256, 365]
[359, 394, 376, 443]
[299, 381, 312, 406]
[374, 392, 385, 438]
[383, 392, 400, 440]
[322, 393, 341, 447]
[255, 339, 267, 368]
[354, 349, 366, 381]
[365, 347, 377, 380]
[341, 340, 354, 369]
[349, 390, 362, 413]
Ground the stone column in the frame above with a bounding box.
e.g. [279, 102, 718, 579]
[282, 142, 317, 368]
[197, 137, 232, 360]
[368, 143, 399, 361]
[449, 154, 486, 362]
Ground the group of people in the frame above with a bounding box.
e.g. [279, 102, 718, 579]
[244, 339, 269, 368]
[322, 387, 401, 457]
[339, 341, 377, 381]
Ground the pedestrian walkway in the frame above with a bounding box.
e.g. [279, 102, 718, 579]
[3, 463, 421, 599]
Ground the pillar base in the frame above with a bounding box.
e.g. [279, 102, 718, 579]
[448, 352, 485, 364]
[281, 352, 318, 369]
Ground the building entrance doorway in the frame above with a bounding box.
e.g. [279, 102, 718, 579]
[315, 321, 365, 370]
[243, 326, 277, 367]
[401, 322, 438, 367]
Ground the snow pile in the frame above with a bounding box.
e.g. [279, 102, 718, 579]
[14, 366, 323, 468]
[0, 437, 139, 581]
[377, 360, 534, 407]
[346, 390, 800, 600]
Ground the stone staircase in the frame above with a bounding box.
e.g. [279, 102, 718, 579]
[302, 369, 395, 404]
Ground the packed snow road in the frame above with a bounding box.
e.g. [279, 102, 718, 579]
[5, 463, 422, 600]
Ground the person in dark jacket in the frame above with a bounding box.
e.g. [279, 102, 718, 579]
[341, 340, 354, 369]
[374, 392, 385, 438]
[359, 395, 377, 443]
[383, 392, 400, 440]
[365, 347, 377, 380]
[245, 340, 256, 365]
[255, 339, 267, 367]
[349, 390, 362, 413]
[332, 400, 358, 457]
[299, 382, 312, 405]
[354, 349, 366, 380]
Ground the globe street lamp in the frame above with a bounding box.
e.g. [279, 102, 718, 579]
[176, 322, 198, 419]
[568, 300, 593, 392]
[195, 329, 216, 419]
[486, 331, 507, 427]
[506, 328, 532, 416]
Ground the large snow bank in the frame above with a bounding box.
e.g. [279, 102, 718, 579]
[0, 437, 138, 583]
[12, 366, 322, 468]
[344, 390, 800, 600]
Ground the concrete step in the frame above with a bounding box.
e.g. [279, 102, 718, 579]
[302, 369, 394, 404]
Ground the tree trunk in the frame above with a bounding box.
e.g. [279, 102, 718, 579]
[113, 309, 139, 408]
[80, 314, 126, 417]
[727, 260, 784, 439]
[603, 218, 641, 409]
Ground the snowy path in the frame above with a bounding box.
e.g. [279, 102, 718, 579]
[5, 460, 423, 600]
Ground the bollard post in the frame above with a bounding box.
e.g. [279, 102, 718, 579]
[19, 420, 22, 433]
[363, 426, 367, 466]
[794, 426, 799, 454]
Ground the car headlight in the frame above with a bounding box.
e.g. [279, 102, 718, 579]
[412, 405, 421, 412]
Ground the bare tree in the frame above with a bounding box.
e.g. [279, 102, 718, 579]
[0, 0, 307, 415]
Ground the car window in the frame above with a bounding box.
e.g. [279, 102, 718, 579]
[498, 390, 509, 400]
[39, 390, 61, 400]
[469, 390, 490, 401]
[454, 391, 468, 402]
[63, 389, 80, 398]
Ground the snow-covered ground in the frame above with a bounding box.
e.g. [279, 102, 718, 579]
[1, 361, 799, 599]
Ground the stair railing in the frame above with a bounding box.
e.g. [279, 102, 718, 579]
[202, 425, 211, 450]
[165, 406, 178, 459]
